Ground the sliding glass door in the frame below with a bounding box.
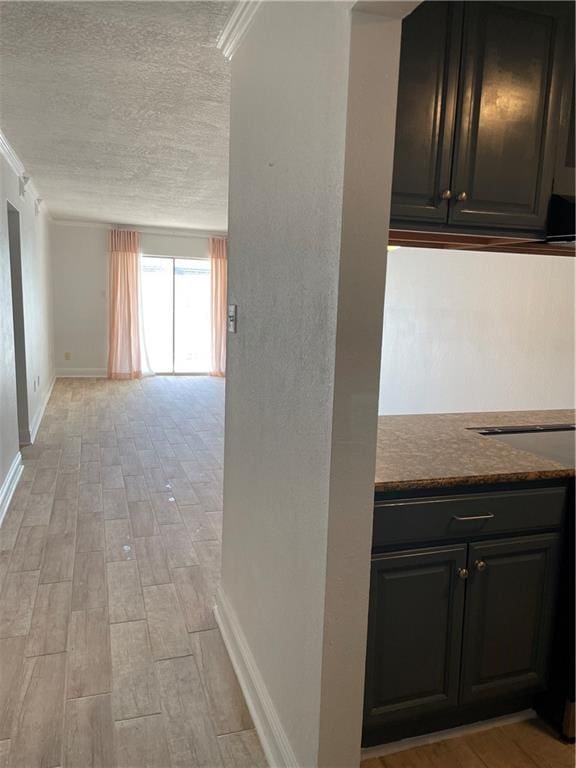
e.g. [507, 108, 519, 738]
[141, 256, 211, 374]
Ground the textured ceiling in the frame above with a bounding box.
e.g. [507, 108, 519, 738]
[0, 1, 233, 230]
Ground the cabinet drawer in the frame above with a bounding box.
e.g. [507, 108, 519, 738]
[373, 486, 566, 549]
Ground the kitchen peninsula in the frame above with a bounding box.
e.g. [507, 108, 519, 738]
[365, 410, 575, 748]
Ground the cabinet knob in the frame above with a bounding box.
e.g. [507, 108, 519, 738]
[457, 191, 468, 202]
[440, 189, 452, 200]
[458, 568, 469, 580]
[474, 559, 487, 572]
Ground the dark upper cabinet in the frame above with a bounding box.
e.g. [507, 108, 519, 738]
[460, 533, 560, 704]
[364, 545, 467, 728]
[390, 1, 572, 235]
[390, 2, 462, 224]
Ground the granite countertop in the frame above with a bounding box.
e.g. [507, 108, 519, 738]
[375, 409, 576, 492]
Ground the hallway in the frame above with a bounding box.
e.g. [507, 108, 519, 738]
[0, 376, 266, 768]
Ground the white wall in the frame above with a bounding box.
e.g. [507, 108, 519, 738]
[220, 4, 405, 767]
[0, 153, 55, 512]
[379, 247, 576, 414]
[51, 223, 209, 376]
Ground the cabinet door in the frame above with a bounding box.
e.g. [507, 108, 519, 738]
[390, 2, 462, 226]
[460, 533, 560, 704]
[364, 545, 467, 728]
[449, 2, 567, 233]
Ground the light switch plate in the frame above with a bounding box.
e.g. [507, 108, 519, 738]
[227, 304, 237, 333]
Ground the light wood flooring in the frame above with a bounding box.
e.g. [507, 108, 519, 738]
[361, 718, 575, 768]
[0, 376, 267, 768]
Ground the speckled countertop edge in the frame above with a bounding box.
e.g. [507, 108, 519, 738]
[374, 409, 576, 493]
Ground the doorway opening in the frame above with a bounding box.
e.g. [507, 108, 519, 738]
[141, 256, 211, 374]
[7, 202, 30, 445]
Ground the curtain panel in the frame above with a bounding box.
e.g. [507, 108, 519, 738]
[210, 237, 227, 377]
[108, 229, 143, 380]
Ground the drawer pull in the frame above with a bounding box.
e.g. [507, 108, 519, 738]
[475, 559, 487, 572]
[458, 568, 469, 580]
[452, 513, 495, 522]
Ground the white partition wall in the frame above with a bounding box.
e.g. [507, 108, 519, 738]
[217, 3, 414, 766]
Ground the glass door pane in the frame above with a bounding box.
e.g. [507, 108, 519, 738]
[141, 256, 174, 373]
[174, 258, 211, 373]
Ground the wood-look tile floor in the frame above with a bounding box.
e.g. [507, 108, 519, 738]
[361, 718, 575, 768]
[0, 376, 267, 768]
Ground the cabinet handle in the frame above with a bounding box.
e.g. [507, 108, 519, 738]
[457, 191, 468, 202]
[458, 568, 469, 580]
[440, 189, 452, 200]
[474, 559, 487, 572]
[452, 513, 495, 522]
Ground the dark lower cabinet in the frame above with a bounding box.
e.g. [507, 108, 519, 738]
[364, 545, 467, 723]
[460, 534, 560, 703]
[363, 494, 564, 747]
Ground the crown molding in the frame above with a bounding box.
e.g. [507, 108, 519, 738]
[217, 0, 262, 60]
[0, 128, 43, 211]
[0, 130, 25, 177]
[52, 218, 227, 240]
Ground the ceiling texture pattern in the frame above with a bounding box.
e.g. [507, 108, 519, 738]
[0, 1, 232, 230]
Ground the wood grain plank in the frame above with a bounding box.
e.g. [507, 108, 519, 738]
[500, 720, 574, 768]
[47, 498, 77, 535]
[9, 526, 47, 572]
[115, 714, 170, 768]
[75, 517, 105, 553]
[63, 694, 115, 768]
[465, 728, 542, 768]
[78, 483, 103, 516]
[135, 537, 170, 587]
[190, 629, 252, 735]
[382, 746, 436, 768]
[0, 571, 40, 638]
[143, 584, 191, 660]
[0, 741, 9, 768]
[149, 493, 182, 525]
[104, 518, 134, 562]
[171, 566, 216, 632]
[180, 506, 217, 542]
[110, 620, 160, 720]
[8, 652, 66, 768]
[71, 552, 106, 610]
[156, 655, 223, 767]
[159, 523, 199, 568]
[101, 465, 124, 491]
[26, 581, 72, 656]
[22, 493, 53, 526]
[217, 730, 267, 768]
[30, 468, 58, 495]
[0, 638, 25, 740]
[106, 560, 145, 623]
[66, 607, 111, 698]
[40, 532, 75, 583]
[128, 501, 158, 538]
[102, 489, 128, 520]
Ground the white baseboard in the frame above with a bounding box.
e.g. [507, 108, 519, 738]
[29, 374, 56, 444]
[214, 587, 299, 768]
[55, 368, 107, 378]
[0, 452, 23, 527]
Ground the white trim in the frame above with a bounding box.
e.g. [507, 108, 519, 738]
[0, 452, 23, 528]
[56, 368, 107, 378]
[360, 709, 535, 760]
[0, 129, 25, 176]
[214, 587, 299, 768]
[217, 1, 262, 60]
[29, 374, 56, 444]
[0, 128, 41, 204]
[51, 218, 226, 240]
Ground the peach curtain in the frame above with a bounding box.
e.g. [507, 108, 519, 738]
[210, 237, 227, 377]
[107, 229, 142, 380]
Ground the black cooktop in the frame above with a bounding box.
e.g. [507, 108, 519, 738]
[474, 424, 575, 468]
